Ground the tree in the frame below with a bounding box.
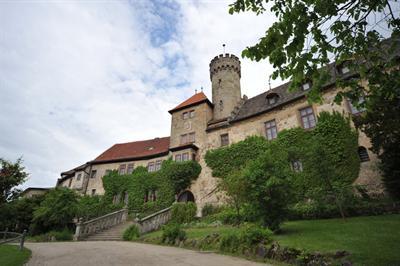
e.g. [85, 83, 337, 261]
[31, 188, 78, 234]
[0, 157, 28, 204]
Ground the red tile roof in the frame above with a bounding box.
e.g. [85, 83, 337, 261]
[169, 92, 212, 113]
[93, 137, 170, 163]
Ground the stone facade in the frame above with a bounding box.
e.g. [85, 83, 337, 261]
[59, 52, 383, 215]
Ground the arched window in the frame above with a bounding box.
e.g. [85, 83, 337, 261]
[358, 146, 370, 162]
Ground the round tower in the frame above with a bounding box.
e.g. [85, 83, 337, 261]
[209, 53, 242, 120]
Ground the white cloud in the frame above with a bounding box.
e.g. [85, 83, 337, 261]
[0, 0, 278, 189]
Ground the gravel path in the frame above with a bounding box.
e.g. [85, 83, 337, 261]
[26, 241, 269, 266]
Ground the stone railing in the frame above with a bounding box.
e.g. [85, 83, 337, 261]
[74, 208, 128, 240]
[134, 206, 172, 234]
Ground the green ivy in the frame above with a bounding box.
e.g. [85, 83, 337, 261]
[102, 159, 201, 217]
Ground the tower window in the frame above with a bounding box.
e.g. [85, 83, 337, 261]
[219, 100, 224, 111]
[220, 133, 229, 147]
[358, 146, 370, 162]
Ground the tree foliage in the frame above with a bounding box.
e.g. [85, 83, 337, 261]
[0, 157, 28, 204]
[31, 188, 79, 234]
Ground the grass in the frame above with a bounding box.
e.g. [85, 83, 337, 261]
[274, 214, 400, 266]
[0, 245, 31, 266]
[141, 214, 400, 265]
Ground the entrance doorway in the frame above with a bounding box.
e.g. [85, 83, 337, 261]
[177, 190, 195, 203]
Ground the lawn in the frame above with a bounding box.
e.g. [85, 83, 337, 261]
[142, 214, 400, 265]
[0, 245, 31, 266]
[274, 214, 400, 266]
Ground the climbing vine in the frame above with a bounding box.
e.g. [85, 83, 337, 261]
[102, 159, 201, 217]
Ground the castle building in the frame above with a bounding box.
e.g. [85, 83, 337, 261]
[58, 53, 382, 212]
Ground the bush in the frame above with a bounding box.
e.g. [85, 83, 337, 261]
[123, 225, 140, 241]
[219, 224, 271, 253]
[29, 228, 73, 242]
[161, 223, 186, 244]
[171, 202, 197, 224]
[201, 203, 223, 217]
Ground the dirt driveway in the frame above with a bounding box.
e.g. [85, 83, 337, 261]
[26, 241, 269, 266]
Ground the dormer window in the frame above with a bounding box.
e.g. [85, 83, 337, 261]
[302, 82, 311, 91]
[266, 93, 279, 105]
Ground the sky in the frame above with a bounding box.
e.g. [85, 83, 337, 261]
[0, 0, 282, 189]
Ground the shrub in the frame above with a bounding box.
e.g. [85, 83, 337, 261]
[123, 225, 140, 241]
[239, 224, 272, 248]
[29, 229, 73, 242]
[161, 223, 186, 244]
[219, 233, 240, 253]
[219, 224, 271, 253]
[201, 203, 222, 217]
[213, 207, 241, 225]
[171, 202, 197, 224]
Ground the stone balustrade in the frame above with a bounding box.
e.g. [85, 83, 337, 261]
[74, 208, 128, 240]
[135, 206, 172, 234]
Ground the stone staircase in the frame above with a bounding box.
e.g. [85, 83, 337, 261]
[85, 220, 134, 241]
[74, 206, 173, 241]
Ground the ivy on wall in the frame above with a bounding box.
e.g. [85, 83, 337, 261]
[102, 159, 201, 216]
[205, 111, 361, 224]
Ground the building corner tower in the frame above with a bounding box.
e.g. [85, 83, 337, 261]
[209, 54, 242, 120]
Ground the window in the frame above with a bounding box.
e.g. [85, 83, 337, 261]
[105, 169, 112, 176]
[339, 65, 350, 74]
[181, 132, 195, 144]
[265, 119, 278, 140]
[220, 133, 229, 147]
[299, 106, 316, 129]
[188, 132, 195, 143]
[76, 173, 82, 181]
[302, 82, 311, 91]
[90, 170, 97, 179]
[189, 110, 195, 118]
[347, 96, 366, 115]
[219, 100, 224, 111]
[266, 94, 279, 105]
[124, 192, 129, 205]
[291, 160, 303, 172]
[91, 189, 96, 196]
[358, 146, 370, 162]
[150, 190, 157, 201]
[182, 153, 189, 161]
[180, 134, 188, 144]
[119, 164, 126, 175]
[155, 160, 162, 171]
[183, 112, 189, 120]
[175, 154, 182, 162]
[127, 163, 134, 174]
[147, 162, 155, 172]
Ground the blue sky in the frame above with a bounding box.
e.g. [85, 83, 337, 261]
[0, 0, 280, 188]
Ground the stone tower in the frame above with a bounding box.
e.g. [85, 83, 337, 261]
[209, 54, 242, 120]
